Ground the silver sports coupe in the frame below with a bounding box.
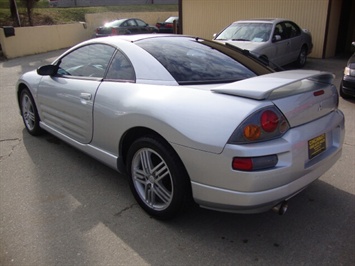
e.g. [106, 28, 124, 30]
[16, 35, 344, 219]
[213, 18, 313, 68]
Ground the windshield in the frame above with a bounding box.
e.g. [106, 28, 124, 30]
[216, 23, 273, 42]
[136, 37, 257, 85]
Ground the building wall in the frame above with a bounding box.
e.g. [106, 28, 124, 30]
[182, 0, 334, 58]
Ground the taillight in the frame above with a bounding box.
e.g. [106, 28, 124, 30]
[228, 106, 290, 144]
[165, 23, 173, 28]
[261, 110, 279, 132]
[111, 28, 118, 35]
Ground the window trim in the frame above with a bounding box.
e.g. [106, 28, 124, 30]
[103, 48, 136, 83]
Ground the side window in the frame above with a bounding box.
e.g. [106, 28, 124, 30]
[274, 23, 283, 38]
[136, 19, 147, 27]
[58, 44, 115, 78]
[285, 22, 301, 38]
[274, 23, 290, 40]
[105, 50, 135, 81]
[127, 19, 136, 26]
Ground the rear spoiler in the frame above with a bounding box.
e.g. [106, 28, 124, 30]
[212, 70, 335, 100]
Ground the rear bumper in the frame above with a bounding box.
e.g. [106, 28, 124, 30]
[173, 110, 345, 213]
[192, 148, 341, 213]
[341, 76, 355, 97]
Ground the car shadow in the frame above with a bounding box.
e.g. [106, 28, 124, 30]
[20, 129, 355, 265]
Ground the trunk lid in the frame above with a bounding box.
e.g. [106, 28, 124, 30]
[212, 70, 338, 127]
[97, 27, 113, 35]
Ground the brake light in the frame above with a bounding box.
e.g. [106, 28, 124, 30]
[165, 23, 173, 28]
[228, 106, 290, 144]
[261, 110, 279, 132]
[111, 28, 118, 35]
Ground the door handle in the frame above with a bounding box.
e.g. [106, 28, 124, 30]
[80, 93, 92, 100]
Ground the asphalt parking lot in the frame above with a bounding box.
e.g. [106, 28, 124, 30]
[0, 50, 354, 266]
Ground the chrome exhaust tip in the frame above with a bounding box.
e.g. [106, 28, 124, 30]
[272, 201, 288, 215]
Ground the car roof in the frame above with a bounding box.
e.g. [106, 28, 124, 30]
[66, 34, 196, 55]
[233, 18, 286, 24]
[84, 34, 187, 46]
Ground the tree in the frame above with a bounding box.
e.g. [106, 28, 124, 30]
[21, 0, 40, 26]
[9, 0, 21, 26]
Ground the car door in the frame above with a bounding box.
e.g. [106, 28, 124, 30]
[135, 19, 149, 33]
[125, 19, 139, 34]
[37, 44, 115, 144]
[271, 22, 292, 66]
[283, 21, 303, 63]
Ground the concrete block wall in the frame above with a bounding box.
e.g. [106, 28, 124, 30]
[0, 11, 178, 59]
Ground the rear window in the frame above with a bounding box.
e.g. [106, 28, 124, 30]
[104, 19, 125, 27]
[135, 37, 256, 85]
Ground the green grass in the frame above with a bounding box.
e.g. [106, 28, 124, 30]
[0, 1, 177, 26]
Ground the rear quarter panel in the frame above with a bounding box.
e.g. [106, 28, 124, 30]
[91, 82, 269, 155]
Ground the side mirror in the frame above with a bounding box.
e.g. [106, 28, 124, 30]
[272, 35, 282, 42]
[352, 41, 355, 47]
[37, 65, 58, 76]
[213, 33, 217, 39]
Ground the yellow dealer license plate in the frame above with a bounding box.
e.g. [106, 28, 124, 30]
[308, 134, 326, 159]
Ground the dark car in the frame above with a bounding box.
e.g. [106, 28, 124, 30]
[95, 18, 158, 37]
[156, 16, 179, 33]
[340, 42, 355, 98]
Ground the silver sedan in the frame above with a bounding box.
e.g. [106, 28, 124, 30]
[16, 35, 344, 219]
[213, 18, 313, 68]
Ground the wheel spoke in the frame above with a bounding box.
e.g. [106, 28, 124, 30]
[140, 149, 152, 173]
[152, 161, 169, 182]
[154, 183, 172, 204]
[25, 99, 31, 110]
[133, 169, 147, 184]
[145, 185, 156, 206]
[28, 110, 35, 122]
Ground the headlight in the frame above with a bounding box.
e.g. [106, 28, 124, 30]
[344, 66, 355, 77]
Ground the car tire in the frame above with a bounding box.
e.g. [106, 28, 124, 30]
[126, 136, 191, 220]
[20, 88, 43, 136]
[295, 45, 307, 68]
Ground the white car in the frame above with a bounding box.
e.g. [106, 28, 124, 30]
[213, 18, 313, 68]
[17, 35, 344, 219]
